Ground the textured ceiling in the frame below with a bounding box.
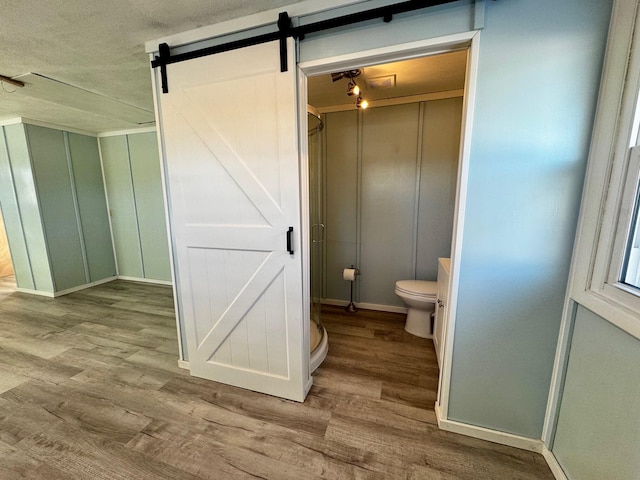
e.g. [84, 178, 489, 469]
[0, 1, 464, 133]
[0, 0, 300, 133]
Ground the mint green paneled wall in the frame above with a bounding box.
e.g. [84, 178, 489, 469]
[27, 125, 87, 291]
[360, 103, 421, 307]
[67, 133, 117, 281]
[0, 123, 115, 295]
[101, 136, 144, 278]
[100, 132, 171, 282]
[128, 133, 171, 281]
[0, 127, 36, 290]
[3, 124, 53, 293]
[552, 306, 640, 480]
[322, 99, 461, 308]
[417, 99, 462, 279]
[324, 110, 358, 303]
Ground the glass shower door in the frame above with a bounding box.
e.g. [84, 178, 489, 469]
[308, 110, 324, 354]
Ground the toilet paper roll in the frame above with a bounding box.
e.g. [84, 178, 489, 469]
[343, 268, 357, 281]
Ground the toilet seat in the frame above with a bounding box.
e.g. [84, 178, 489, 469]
[395, 280, 437, 300]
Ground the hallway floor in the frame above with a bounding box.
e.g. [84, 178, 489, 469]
[0, 279, 554, 479]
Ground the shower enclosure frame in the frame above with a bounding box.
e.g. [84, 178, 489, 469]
[307, 105, 329, 372]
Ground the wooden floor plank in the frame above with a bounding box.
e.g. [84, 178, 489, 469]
[0, 439, 46, 480]
[0, 277, 554, 479]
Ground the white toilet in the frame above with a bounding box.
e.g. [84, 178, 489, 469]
[395, 280, 437, 338]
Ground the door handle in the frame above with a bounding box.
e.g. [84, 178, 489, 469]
[287, 227, 294, 254]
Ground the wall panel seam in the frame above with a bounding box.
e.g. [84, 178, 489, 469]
[23, 125, 55, 292]
[126, 135, 146, 278]
[546, 300, 578, 451]
[356, 110, 363, 301]
[413, 102, 426, 280]
[97, 138, 121, 275]
[63, 132, 91, 283]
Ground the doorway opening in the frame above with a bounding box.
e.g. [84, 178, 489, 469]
[300, 33, 478, 415]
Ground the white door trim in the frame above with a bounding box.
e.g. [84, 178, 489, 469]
[298, 29, 481, 422]
[150, 58, 186, 362]
[437, 30, 481, 421]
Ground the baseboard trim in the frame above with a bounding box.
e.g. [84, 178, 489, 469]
[16, 276, 118, 298]
[321, 298, 407, 314]
[15, 287, 54, 298]
[435, 403, 544, 453]
[117, 276, 172, 286]
[53, 276, 118, 297]
[177, 360, 190, 370]
[305, 376, 314, 397]
[542, 446, 568, 480]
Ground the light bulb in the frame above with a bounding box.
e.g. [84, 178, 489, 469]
[355, 96, 368, 109]
[346, 80, 360, 96]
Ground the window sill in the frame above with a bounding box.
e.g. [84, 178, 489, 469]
[572, 286, 640, 340]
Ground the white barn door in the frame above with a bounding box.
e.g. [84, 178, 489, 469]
[157, 40, 308, 401]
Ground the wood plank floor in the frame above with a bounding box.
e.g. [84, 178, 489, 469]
[0, 277, 554, 479]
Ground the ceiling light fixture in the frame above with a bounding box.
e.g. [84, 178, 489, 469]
[346, 80, 360, 96]
[331, 69, 369, 109]
[331, 69, 361, 82]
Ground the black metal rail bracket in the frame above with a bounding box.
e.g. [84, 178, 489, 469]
[278, 12, 292, 73]
[151, 0, 460, 94]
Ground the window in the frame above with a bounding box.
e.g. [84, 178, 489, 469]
[605, 146, 640, 298]
[571, 0, 640, 340]
[621, 149, 640, 290]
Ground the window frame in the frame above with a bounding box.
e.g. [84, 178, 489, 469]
[571, 0, 640, 341]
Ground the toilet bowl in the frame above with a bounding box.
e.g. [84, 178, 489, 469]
[395, 280, 437, 338]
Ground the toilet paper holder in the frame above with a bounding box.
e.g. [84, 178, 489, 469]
[343, 265, 360, 313]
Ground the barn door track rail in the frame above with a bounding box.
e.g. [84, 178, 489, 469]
[151, 0, 459, 93]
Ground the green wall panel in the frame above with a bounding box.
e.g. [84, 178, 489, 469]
[128, 132, 171, 282]
[322, 100, 460, 306]
[26, 125, 86, 291]
[68, 133, 116, 282]
[324, 110, 358, 302]
[100, 136, 144, 278]
[360, 103, 420, 307]
[0, 127, 34, 290]
[553, 306, 640, 480]
[416, 97, 462, 280]
[4, 124, 53, 293]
